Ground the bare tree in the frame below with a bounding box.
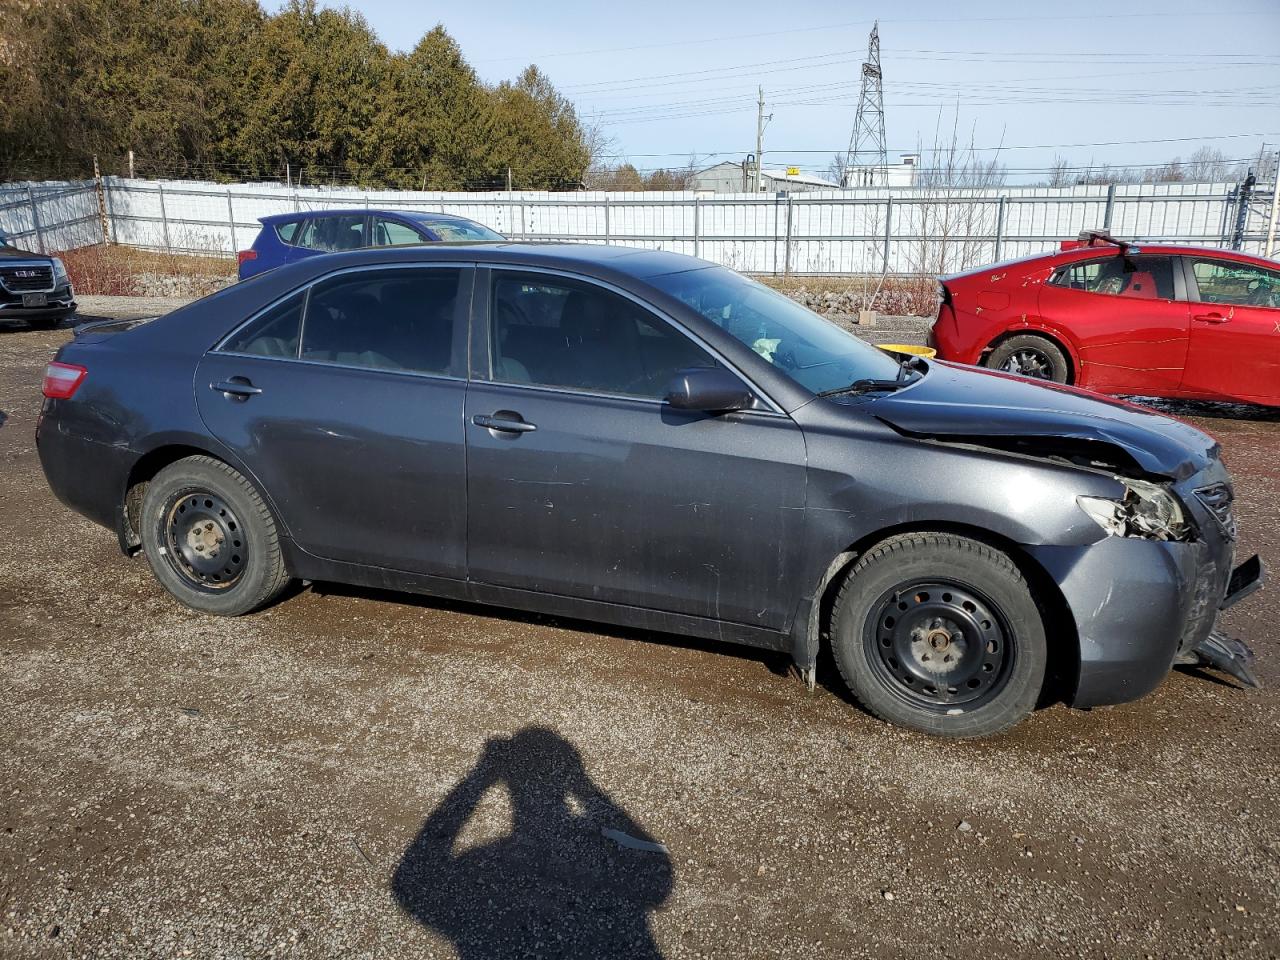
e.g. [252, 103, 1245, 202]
[1046, 155, 1072, 187]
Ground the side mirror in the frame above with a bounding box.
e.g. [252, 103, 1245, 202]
[664, 367, 754, 412]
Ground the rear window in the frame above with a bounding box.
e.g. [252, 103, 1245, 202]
[1048, 255, 1175, 300]
[221, 291, 304, 357]
[273, 219, 304, 245]
[419, 219, 504, 242]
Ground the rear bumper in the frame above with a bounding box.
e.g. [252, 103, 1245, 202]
[37, 406, 131, 534]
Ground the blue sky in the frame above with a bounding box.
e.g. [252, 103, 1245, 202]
[273, 0, 1280, 183]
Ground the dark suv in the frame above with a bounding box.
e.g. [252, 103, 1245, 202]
[0, 230, 76, 327]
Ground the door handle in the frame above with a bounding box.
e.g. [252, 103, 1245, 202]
[212, 378, 263, 399]
[472, 413, 537, 434]
[1193, 313, 1229, 324]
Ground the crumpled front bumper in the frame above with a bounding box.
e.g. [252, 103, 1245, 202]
[1024, 535, 1261, 709]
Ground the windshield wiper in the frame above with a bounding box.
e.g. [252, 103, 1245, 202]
[817, 354, 925, 398]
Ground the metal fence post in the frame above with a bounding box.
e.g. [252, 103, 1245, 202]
[883, 195, 893, 272]
[693, 196, 701, 259]
[603, 196, 611, 244]
[994, 195, 1007, 261]
[227, 189, 237, 255]
[783, 194, 793, 275]
[26, 185, 45, 253]
[1102, 183, 1116, 231]
[157, 183, 172, 253]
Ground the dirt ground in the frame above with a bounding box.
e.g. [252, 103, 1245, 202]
[1, 307, 1278, 960]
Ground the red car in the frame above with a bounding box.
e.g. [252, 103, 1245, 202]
[931, 232, 1280, 407]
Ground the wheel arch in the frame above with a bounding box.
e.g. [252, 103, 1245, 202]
[805, 521, 1080, 706]
[118, 439, 290, 554]
[982, 326, 1080, 384]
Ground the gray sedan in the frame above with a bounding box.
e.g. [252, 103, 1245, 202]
[36, 243, 1261, 737]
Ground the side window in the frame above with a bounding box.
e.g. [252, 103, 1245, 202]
[296, 215, 366, 252]
[373, 218, 425, 246]
[1191, 260, 1280, 309]
[220, 291, 304, 358]
[300, 268, 461, 375]
[274, 219, 304, 246]
[490, 273, 717, 399]
[1049, 256, 1174, 299]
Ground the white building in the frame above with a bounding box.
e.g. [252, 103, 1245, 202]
[843, 154, 919, 188]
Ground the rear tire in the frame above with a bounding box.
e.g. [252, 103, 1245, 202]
[830, 532, 1047, 738]
[140, 455, 291, 616]
[986, 334, 1070, 384]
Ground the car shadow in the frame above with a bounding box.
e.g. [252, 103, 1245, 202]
[0, 411, 7, 430]
[308, 581, 796, 679]
[1125, 396, 1280, 423]
[391, 726, 673, 959]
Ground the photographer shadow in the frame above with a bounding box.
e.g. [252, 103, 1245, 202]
[392, 726, 672, 959]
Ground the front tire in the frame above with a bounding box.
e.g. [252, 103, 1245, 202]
[830, 533, 1047, 738]
[140, 455, 292, 616]
[986, 334, 1070, 384]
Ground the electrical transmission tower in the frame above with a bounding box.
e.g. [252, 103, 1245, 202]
[840, 22, 888, 188]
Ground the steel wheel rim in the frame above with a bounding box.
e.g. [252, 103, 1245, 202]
[863, 580, 1014, 712]
[160, 490, 247, 592]
[1001, 348, 1054, 380]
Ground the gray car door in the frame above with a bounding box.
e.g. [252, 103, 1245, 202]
[195, 264, 472, 577]
[464, 267, 808, 631]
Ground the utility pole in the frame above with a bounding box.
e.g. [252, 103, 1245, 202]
[1265, 150, 1280, 258]
[754, 86, 770, 193]
[841, 22, 888, 188]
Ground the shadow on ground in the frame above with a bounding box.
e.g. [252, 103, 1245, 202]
[391, 726, 672, 959]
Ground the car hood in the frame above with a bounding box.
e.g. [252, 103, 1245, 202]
[866, 361, 1217, 481]
[0, 244, 50, 261]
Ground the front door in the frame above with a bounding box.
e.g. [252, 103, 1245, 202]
[195, 264, 472, 576]
[1037, 253, 1189, 395]
[464, 269, 808, 630]
[1181, 257, 1280, 404]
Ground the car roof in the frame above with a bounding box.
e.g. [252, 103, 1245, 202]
[267, 241, 713, 281]
[257, 209, 484, 225]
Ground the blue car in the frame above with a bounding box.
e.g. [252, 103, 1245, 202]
[237, 208, 505, 280]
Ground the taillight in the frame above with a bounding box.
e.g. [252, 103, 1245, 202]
[237, 249, 258, 267]
[42, 362, 87, 399]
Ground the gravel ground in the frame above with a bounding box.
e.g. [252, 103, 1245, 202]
[1, 303, 1278, 959]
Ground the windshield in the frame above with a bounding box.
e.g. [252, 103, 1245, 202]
[650, 266, 904, 394]
[420, 219, 504, 242]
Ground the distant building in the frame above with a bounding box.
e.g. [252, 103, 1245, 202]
[692, 156, 918, 193]
[690, 161, 839, 194]
[843, 154, 919, 188]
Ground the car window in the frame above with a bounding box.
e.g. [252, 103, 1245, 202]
[490, 272, 717, 398]
[273, 219, 304, 245]
[301, 268, 462, 374]
[1048, 256, 1175, 299]
[421, 219, 504, 242]
[1190, 259, 1280, 309]
[372, 218, 425, 246]
[221, 291, 305, 358]
[649, 266, 902, 394]
[296, 215, 366, 252]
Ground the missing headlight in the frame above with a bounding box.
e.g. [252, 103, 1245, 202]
[1077, 479, 1192, 542]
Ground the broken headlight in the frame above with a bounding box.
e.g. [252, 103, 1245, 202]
[1077, 479, 1192, 542]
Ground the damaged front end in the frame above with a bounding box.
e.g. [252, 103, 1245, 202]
[1173, 554, 1264, 688]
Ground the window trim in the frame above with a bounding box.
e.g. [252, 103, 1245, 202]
[213, 262, 474, 380]
[479, 264, 786, 415]
[272, 218, 306, 248]
[1183, 256, 1280, 308]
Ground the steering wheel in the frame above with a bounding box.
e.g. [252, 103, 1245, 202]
[1246, 278, 1276, 307]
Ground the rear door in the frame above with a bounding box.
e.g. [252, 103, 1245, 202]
[290, 214, 369, 262]
[1037, 253, 1189, 394]
[195, 264, 472, 576]
[1181, 257, 1280, 404]
[463, 267, 808, 630]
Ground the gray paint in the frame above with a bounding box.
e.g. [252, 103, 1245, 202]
[37, 242, 1246, 711]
